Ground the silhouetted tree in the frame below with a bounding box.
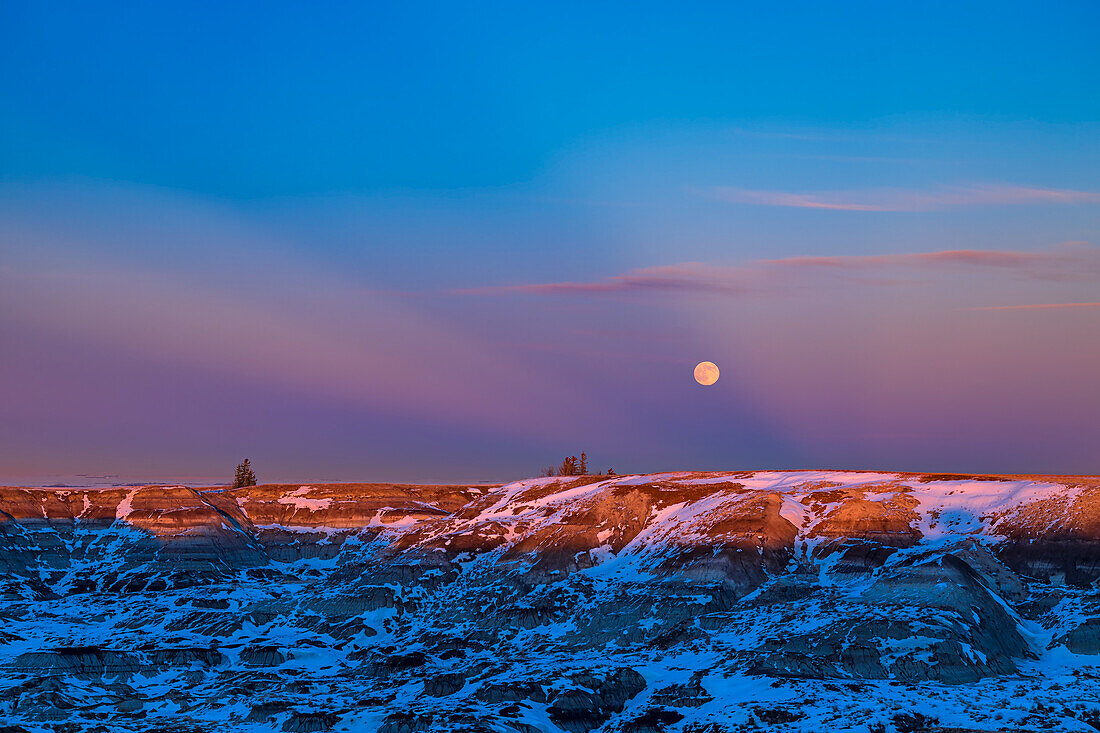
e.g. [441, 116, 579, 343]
[543, 453, 594, 478]
[558, 455, 578, 476]
[552, 452, 593, 477]
[606, 468, 615, 476]
[233, 459, 257, 488]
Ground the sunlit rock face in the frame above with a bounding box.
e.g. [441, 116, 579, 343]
[1, 471, 1099, 732]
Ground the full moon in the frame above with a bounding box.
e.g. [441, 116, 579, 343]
[693, 361, 720, 386]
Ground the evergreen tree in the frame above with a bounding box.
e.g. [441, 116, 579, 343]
[558, 455, 578, 476]
[233, 459, 257, 488]
[548, 452, 592, 477]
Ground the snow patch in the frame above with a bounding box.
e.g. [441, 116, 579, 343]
[114, 488, 140, 520]
[277, 486, 333, 511]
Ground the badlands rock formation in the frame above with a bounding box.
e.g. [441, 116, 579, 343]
[1, 471, 1099, 732]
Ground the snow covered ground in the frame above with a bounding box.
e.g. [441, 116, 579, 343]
[0, 471, 1098, 732]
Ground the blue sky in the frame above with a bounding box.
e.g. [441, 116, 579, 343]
[4, 1, 1098, 196]
[1, 2, 1098, 482]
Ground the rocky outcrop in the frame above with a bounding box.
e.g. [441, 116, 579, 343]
[8, 647, 141, 679]
[239, 645, 287, 667]
[1057, 618, 1100, 654]
[282, 710, 339, 732]
[547, 669, 646, 733]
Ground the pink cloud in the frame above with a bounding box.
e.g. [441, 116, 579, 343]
[454, 263, 754, 296]
[762, 249, 1050, 269]
[459, 243, 1099, 298]
[705, 184, 1100, 212]
[965, 302, 1100, 311]
[707, 188, 891, 211]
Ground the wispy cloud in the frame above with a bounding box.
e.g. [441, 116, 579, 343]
[708, 189, 890, 211]
[703, 184, 1100, 212]
[458, 243, 1100, 298]
[453, 263, 754, 296]
[762, 248, 1063, 269]
[965, 302, 1100, 311]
